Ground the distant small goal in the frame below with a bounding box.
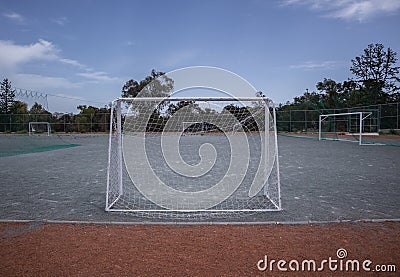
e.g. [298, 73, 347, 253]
[318, 112, 379, 145]
[29, 122, 51, 136]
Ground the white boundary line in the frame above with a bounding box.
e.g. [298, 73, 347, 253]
[1, 218, 399, 226]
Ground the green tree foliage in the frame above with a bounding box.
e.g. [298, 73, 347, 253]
[281, 43, 400, 113]
[73, 105, 111, 132]
[166, 101, 198, 116]
[292, 90, 324, 111]
[0, 79, 17, 132]
[167, 101, 188, 116]
[223, 104, 259, 132]
[10, 101, 28, 114]
[8, 101, 29, 133]
[28, 102, 52, 130]
[350, 43, 400, 104]
[0, 78, 16, 114]
[30, 102, 50, 114]
[316, 79, 344, 109]
[122, 69, 174, 132]
[122, 69, 174, 99]
[276, 44, 399, 132]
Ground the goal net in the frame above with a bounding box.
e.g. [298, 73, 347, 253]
[29, 122, 51, 136]
[182, 121, 206, 135]
[319, 112, 379, 145]
[106, 97, 281, 218]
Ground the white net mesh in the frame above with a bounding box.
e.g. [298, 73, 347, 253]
[106, 97, 281, 219]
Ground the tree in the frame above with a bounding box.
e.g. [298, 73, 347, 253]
[29, 102, 51, 129]
[122, 70, 174, 132]
[30, 102, 48, 114]
[77, 105, 96, 114]
[10, 101, 28, 114]
[350, 43, 400, 104]
[223, 104, 258, 132]
[291, 89, 324, 111]
[316, 79, 344, 109]
[74, 105, 111, 132]
[122, 69, 174, 98]
[166, 100, 200, 116]
[8, 101, 29, 132]
[0, 78, 16, 114]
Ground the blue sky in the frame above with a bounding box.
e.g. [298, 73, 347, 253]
[1, 0, 399, 112]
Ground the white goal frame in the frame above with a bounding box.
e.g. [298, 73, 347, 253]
[29, 122, 51, 136]
[106, 97, 281, 216]
[318, 112, 374, 145]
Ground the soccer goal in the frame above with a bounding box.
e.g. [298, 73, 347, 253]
[29, 122, 51, 136]
[319, 112, 379, 145]
[106, 97, 281, 217]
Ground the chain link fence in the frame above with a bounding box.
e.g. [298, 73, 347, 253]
[276, 102, 399, 133]
[0, 102, 399, 134]
[0, 113, 110, 133]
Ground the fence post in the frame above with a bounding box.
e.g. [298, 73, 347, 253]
[105, 113, 108, 132]
[378, 104, 381, 131]
[304, 110, 307, 133]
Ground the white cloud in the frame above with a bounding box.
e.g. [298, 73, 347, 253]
[0, 39, 120, 85]
[77, 71, 121, 82]
[60, 59, 119, 83]
[53, 93, 90, 101]
[0, 39, 119, 112]
[13, 73, 79, 90]
[0, 39, 59, 70]
[52, 16, 68, 26]
[289, 61, 340, 70]
[3, 12, 25, 24]
[281, 0, 400, 21]
[59, 58, 86, 68]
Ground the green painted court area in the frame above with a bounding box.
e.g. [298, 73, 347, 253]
[0, 135, 80, 157]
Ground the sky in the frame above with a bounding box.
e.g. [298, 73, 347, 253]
[0, 0, 399, 113]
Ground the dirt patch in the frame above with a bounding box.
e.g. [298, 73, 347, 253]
[1, 221, 399, 276]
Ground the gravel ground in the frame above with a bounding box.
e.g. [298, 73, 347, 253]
[0, 134, 399, 223]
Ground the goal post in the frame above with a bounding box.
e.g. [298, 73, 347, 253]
[319, 112, 378, 145]
[106, 97, 281, 217]
[29, 122, 51, 136]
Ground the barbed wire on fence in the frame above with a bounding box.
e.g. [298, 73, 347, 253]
[13, 87, 110, 112]
[14, 88, 49, 110]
